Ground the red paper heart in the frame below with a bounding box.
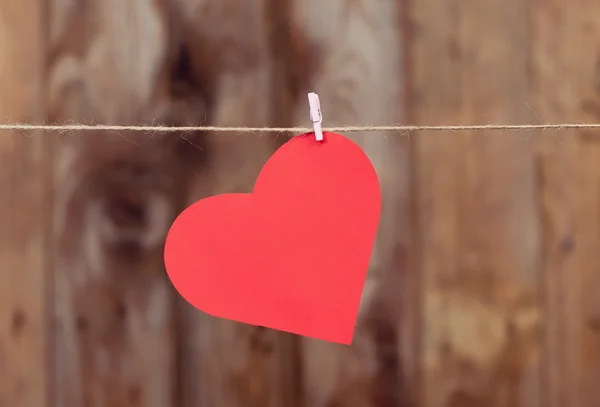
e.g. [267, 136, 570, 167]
[164, 132, 381, 344]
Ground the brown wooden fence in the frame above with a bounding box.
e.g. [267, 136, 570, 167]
[1, 0, 600, 406]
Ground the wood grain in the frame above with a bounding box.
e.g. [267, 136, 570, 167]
[532, 0, 600, 406]
[410, 0, 542, 406]
[0, 1, 50, 407]
[3, 1, 599, 406]
[290, 0, 412, 406]
[47, 0, 193, 406]
[173, 0, 281, 195]
[171, 1, 287, 407]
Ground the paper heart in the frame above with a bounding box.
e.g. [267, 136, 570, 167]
[164, 132, 381, 344]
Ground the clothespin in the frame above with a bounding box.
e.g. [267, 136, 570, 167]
[308, 92, 323, 141]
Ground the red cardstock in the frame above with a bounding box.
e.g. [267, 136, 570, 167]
[164, 132, 381, 344]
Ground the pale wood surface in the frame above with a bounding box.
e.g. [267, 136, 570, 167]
[289, 0, 411, 406]
[47, 0, 186, 406]
[412, 0, 542, 406]
[0, 1, 49, 407]
[532, 1, 600, 406]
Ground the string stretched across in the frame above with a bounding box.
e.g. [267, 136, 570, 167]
[0, 123, 599, 133]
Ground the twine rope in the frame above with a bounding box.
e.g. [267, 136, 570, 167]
[0, 123, 598, 133]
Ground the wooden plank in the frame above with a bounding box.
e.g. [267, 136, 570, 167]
[171, 1, 289, 406]
[46, 0, 193, 406]
[407, 1, 462, 406]
[410, 0, 543, 406]
[289, 0, 413, 406]
[531, 1, 600, 406]
[0, 1, 49, 407]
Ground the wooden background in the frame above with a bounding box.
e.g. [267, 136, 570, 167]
[1, 0, 599, 406]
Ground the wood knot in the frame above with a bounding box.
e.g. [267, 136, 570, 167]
[97, 188, 173, 255]
[128, 386, 142, 404]
[446, 390, 486, 407]
[249, 327, 274, 354]
[107, 189, 146, 228]
[11, 309, 26, 337]
[588, 316, 600, 333]
[76, 315, 89, 331]
[560, 235, 575, 253]
[114, 301, 127, 320]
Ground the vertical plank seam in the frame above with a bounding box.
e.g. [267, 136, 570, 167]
[526, 1, 546, 406]
[401, 0, 423, 405]
[40, 0, 54, 403]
